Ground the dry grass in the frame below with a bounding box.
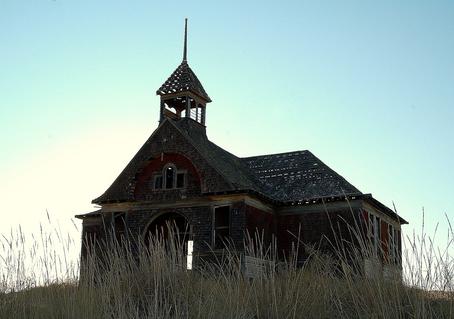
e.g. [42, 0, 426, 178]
[0, 216, 453, 319]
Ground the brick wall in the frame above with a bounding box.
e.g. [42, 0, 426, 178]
[92, 201, 249, 258]
[277, 208, 360, 261]
[125, 120, 232, 199]
[134, 153, 202, 202]
[245, 205, 275, 248]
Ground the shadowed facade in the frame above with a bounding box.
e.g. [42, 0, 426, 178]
[76, 19, 407, 278]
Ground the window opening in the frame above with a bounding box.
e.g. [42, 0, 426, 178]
[394, 228, 401, 264]
[165, 166, 175, 189]
[389, 224, 395, 263]
[374, 215, 381, 257]
[368, 214, 381, 258]
[82, 225, 101, 258]
[154, 175, 163, 189]
[213, 206, 230, 249]
[114, 213, 127, 245]
[152, 164, 187, 190]
[177, 172, 185, 188]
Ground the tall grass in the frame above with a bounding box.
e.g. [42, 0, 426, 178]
[0, 215, 453, 319]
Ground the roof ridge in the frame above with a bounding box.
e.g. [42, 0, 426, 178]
[241, 149, 309, 160]
[171, 119, 270, 194]
[206, 139, 269, 190]
[91, 119, 173, 204]
[167, 119, 236, 190]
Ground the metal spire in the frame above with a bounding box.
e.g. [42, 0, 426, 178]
[183, 18, 188, 62]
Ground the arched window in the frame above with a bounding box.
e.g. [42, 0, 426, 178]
[152, 163, 187, 190]
[165, 166, 175, 189]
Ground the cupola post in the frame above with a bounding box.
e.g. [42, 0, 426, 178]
[201, 105, 206, 125]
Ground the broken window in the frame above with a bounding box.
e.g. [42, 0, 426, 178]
[154, 174, 163, 189]
[368, 213, 381, 257]
[113, 212, 127, 245]
[213, 206, 230, 249]
[388, 224, 395, 263]
[374, 215, 381, 257]
[387, 225, 402, 264]
[153, 163, 187, 190]
[82, 224, 101, 258]
[152, 163, 187, 189]
[395, 228, 401, 264]
[176, 172, 185, 188]
[165, 166, 175, 189]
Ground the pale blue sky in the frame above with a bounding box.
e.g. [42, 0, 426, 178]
[1, 1, 453, 249]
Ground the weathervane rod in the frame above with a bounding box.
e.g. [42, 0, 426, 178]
[183, 18, 188, 62]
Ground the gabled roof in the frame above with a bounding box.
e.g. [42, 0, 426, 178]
[156, 61, 211, 102]
[92, 118, 257, 204]
[93, 118, 362, 205]
[241, 151, 362, 202]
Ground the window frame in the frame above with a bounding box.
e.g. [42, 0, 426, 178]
[176, 171, 187, 189]
[113, 212, 127, 245]
[164, 164, 177, 189]
[152, 163, 187, 190]
[212, 205, 231, 249]
[388, 224, 395, 263]
[395, 229, 401, 264]
[152, 173, 163, 190]
[368, 213, 381, 258]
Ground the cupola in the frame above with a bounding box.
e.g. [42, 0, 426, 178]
[156, 19, 211, 126]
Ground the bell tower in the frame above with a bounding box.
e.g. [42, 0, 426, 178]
[156, 19, 211, 126]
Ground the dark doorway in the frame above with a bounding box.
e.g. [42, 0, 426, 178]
[144, 212, 190, 252]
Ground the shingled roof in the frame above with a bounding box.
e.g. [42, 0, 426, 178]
[92, 118, 259, 204]
[93, 117, 362, 205]
[156, 61, 211, 102]
[241, 151, 362, 202]
[173, 119, 265, 193]
[176, 121, 362, 202]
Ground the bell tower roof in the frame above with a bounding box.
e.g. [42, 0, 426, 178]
[156, 61, 211, 103]
[156, 19, 211, 103]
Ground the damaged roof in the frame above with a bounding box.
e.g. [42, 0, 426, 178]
[241, 151, 361, 202]
[156, 61, 211, 102]
[93, 118, 361, 205]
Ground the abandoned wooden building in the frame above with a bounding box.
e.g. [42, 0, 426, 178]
[76, 20, 407, 277]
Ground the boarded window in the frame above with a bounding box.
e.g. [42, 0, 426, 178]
[213, 206, 230, 249]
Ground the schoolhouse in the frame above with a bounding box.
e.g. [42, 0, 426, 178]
[76, 20, 407, 277]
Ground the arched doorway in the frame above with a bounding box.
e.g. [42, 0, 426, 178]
[143, 212, 191, 253]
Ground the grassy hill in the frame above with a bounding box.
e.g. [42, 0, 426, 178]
[0, 223, 453, 318]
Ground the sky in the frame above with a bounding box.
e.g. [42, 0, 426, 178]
[1, 1, 453, 265]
